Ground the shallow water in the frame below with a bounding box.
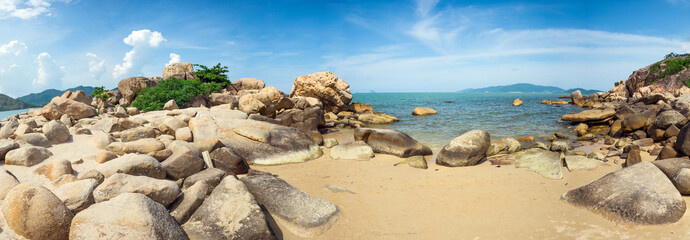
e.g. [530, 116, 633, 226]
[0, 108, 30, 121]
[353, 92, 582, 149]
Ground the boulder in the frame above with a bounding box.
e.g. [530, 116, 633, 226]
[357, 112, 399, 124]
[486, 137, 522, 156]
[324, 138, 339, 148]
[163, 62, 197, 80]
[622, 108, 658, 132]
[93, 173, 181, 207]
[53, 179, 99, 213]
[562, 162, 686, 224]
[162, 148, 205, 180]
[514, 149, 563, 179]
[95, 151, 118, 163]
[625, 144, 642, 167]
[654, 110, 685, 129]
[657, 146, 678, 160]
[118, 76, 156, 104]
[92, 130, 113, 149]
[123, 138, 166, 154]
[512, 98, 523, 106]
[77, 169, 105, 184]
[412, 107, 437, 116]
[2, 182, 73, 240]
[565, 155, 604, 171]
[0, 139, 19, 160]
[550, 140, 569, 152]
[69, 193, 189, 240]
[163, 99, 180, 110]
[15, 133, 52, 147]
[329, 141, 374, 161]
[209, 147, 250, 175]
[62, 90, 92, 105]
[183, 168, 227, 192]
[183, 176, 274, 239]
[42, 120, 71, 144]
[33, 159, 72, 181]
[175, 127, 193, 142]
[241, 174, 340, 237]
[232, 77, 266, 91]
[675, 123, 690, 156]
[0, 119, 18, 139]
[238, 93, 276, 117]
[36, 97, 97, 120]
[672, 168, 690, 194]
[394, 155, 429, 169]
[0, 169, 19, 200]
[561, 108, 615, 123]
[5, 146, 52, 167]
[209, 93, 238, 107]
[436, 130, 491, 167]
[289, 71, 352, 113]
[96, 154, 166, 179]
[169, 180, 209, 224]
[652, 158, 690, 179]
[354, 128, 431, 158]
[121, 126, 156, 142]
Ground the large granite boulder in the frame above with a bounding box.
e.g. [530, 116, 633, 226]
[62, 90, 92, 105]
[15, 133, 51, 147]
[436, 130, 491, 167]
[122, 138, 166, 154]
[96, 154, 166, 179]
[43, 120, 71, 144]
[357, 112, 399, 124]
[354, 128, 431, 158]
[654, 110, 685, 129]
[0, 169, 19, 200]
[242, 174, 341, 237]
[561, 108, 615, 123]
[412, 107, 437, 116]
[161, 148, 205, 180]
[33, 159, 73, 181]
[290, 71, 352, 113]
[675, 124, 690, 156]
[163, 62, 198, 80]
[189, 116, 322, 165]
[238, 92, 276, 117]
[0, 139, 19, 160]
[117, 76, 157, 105]
[5, 146, 52, 167]
[622, 108, 659, 132]
[36, 97, 97, 120]
[652, 158, 690, 179]
[0, 119, 18, 139]
[169, 181, 209, 224]
[183, 168, 227, 192]
[329, 141, 374, 161]
[232, 77, 265, 91]
[53, 179, 99, 213]
[93, 173, 181, 207]
[2, 182, 74, 240]
[562, 162, 686, 224]
[183, 176, 274, 240]
[209, 147, 250, 175]
[69, 193, 189, 240]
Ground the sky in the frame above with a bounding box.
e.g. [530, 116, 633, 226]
[1, 0, 689, 97]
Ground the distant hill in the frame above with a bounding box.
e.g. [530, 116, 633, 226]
[18, 86, 95, 106]
[0, 94, 37, 111]
[458, 83, 600, 95]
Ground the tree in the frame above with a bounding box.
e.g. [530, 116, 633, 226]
[665, 52, 680, 59]
[194, 63, 230, 84]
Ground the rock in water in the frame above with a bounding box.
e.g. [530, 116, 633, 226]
[436, 130, 491, 167]
[69, 193, 189, 240]
[512, 98, 523, 106]
[2, 182, 74, 240]
[289, 71, 352, 113]
[562, 162, 686, 224]
[183, 176, 274, 240]
[329, 141, 374, 161]
[93, 173, 181, 207]
[241, 174, 340, 238]
[412, 107, 437, 115]
[354, 128, 431, 158]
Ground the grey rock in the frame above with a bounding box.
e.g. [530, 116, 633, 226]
[162, 148, 205, 180]
[15, 133, 52, 147]
[436, 130, 491, 167]
[43, 120, 70, 144]
[169, 180, 209, 224]
[53, 179, 99, 213]
[5, 146, 52, 167]
[655, 110, 685, 129]
[329, 141, 374, 161]
[565, 155, 604, 171]
[183, 168, 227, 192]
[354, 127, 432, 158]
[96, 154, 166, 179]
[93, 173, 180, 207]
[210, 147, 250, 175]
[672, 168, 690, 194]
[652, 158, 690, 179]
[0, 139, 19, 160]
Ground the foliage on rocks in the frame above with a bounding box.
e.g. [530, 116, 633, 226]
[131, 78, 224, 112]
[90, 86, 109, 100]
[194, 63, 230, 84]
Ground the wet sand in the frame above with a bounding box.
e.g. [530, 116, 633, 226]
[255, 129, 690, 240]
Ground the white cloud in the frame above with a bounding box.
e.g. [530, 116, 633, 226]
[32, 52, 63, 89]
[86, 52, 105, 80]
[0, 0, 68, 20]
[168, 53, 180, 65]
[113, 29, 167, 79]
[0, 40, 27, 56]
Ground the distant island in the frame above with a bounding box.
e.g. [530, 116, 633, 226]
[17, 85, 96, 106]
[0, 94, 37, 111]
[458, 83, 601, 95]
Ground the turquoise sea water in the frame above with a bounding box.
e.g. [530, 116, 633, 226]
[0, 108, 30, 121]
[352, 92, 582, 149]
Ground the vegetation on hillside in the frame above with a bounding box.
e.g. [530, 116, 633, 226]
[131, 78, 225, 112]
[0, 94, 37, 111]
[648, 53, 690, 85]
[90, 86, 109, 100]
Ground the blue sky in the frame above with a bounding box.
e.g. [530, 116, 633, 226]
[1, 0, 689, 97]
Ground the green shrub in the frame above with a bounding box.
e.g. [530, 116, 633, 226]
[90, 86, 109, 100]
[665, 52, 681, 59]
[657, 57, 690, 81]
[194, 63, 230, 84]
[131, 78, 224, 112]
[683, 78, 690, 88]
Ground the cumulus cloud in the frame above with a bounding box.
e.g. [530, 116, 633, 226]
[168, 53, 181, 65]
[0, 0, 69, 19]
[0, 40, 27, 56]
[33, 52, 64, 89]
[113, 29, 167, 79]
[86, 52, 105, 80]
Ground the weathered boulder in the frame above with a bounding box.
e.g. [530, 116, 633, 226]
[118, 76, 156, 104]
[654, 110, 685, 129]
[354, 128, 431, 158]
[565, 155, 604, 171]
[77, 169, 105, 184]
[657, 146, 678, 160]
[62, 90, 92, 105]
[121, 126, 157, 142]
[357, 112, 399, 124]
[561, 108, 615, 123]
[92, 130, 114, 149]
[15, 133, 52, 147]
[652, 158, 690, 179]
[329, 141, 374, 161]
[163, 62, 197, 80]
[162, 148, 205, 180]
[123, 138, 166, 154]
[675, 123, 690, 156]
[515, 149, 563, 179]
[238, 92, 276, 117]
[0, 169, 19, 200]
[0, 139, 19, 160]
[625, 144, 642, 167]
[5, 146, 52, 167]
[95, 150, 118, 163]
[242, 174, 340, 237]
[290, 71, 352, 113]
[43, 120, 71, 144]
[163, 99, 179, 110]
[183, 168, 227, 192]
[183, 176, 274, 240]
[232, 77, 266, 91]
[436, 130, 491, 167]
[412, 107, 437, 116]
[622, 108, 658, 132]
[36, 97, 97, 120]
[53, 179, 99, 213]
[394, 155, 429, 169]
[33, 159, 72, 181]
[0, 119, 18, 139]
[93, 173, 181, 207]
[672, 168, 690, 194]
[96, 154, 166, 179]
[169, 180, 209, 224]
[69, 193, 189, 240]
[209, 147, 250, 175]
[2, 182, 73, 240]
[562, 162, 686, 224]
[486, 137, 521, 156]
[512, 98, 523, 106]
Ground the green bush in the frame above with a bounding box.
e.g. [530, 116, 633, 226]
[683, 78, 690, 88]
[194, 63, 230, 84]
[657, 57, 690, 81]
[90, 86, 109, 100]
[131, 78, 224, 112]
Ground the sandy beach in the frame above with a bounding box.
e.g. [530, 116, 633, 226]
[253, 129, 690, 240]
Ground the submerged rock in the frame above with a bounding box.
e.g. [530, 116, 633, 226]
[562, 162, 685, 224]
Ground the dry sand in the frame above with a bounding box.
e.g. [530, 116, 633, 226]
[255, 129, 690, 240]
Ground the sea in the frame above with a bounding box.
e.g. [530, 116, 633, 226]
[353, 92, 582, 149]
[0, 93, 581, 149]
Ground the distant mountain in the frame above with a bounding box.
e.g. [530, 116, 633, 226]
[458, 83, 600, 95]
[0, 94, 37, 111]
[18, 86, 95, 106]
